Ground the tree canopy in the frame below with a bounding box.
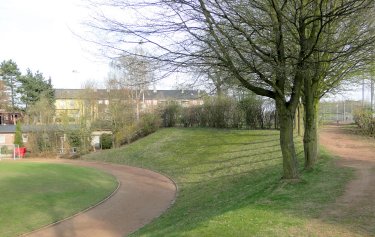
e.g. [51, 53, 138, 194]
[0, 59, 21, 109]
[87, 0, 375, 178]
[17, 69, 54, 109]
[0, 60, 55, 111]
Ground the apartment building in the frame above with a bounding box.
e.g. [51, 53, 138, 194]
[54, 89, 204, 123]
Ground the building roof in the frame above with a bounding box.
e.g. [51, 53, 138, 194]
[55, 89, 203, 101]
[55, 89, 110, 100]
[0, 125, 15, 133]
[0, 124, 80, 134]
[143, 90, 201, 100]
[22, 124, 80, 133]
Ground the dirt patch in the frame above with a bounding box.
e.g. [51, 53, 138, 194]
[318, 125, 375, 235]
[21, 159, 176, 237]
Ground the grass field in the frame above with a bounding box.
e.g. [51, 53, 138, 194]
[0, 162, 117, 237]
[83, 128, 354, 236]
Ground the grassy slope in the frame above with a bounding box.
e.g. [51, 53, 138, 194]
[83, 128, 354, 236]
[0, 163, 117, 237]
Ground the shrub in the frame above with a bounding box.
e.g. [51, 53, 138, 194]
[100, 134, 113, 149]
[203, 96, 239, 128]
[68, 131, 81, 148]
[353, 108, 375, 136]
[160, 102, 181, 127]
[238, 95, 264, 129]
[114, 112, 161, 147]
[115, 124, 139, 146]
[14, 122, 23, 147]
[139, 113, 162, 136]
[181, 106, 200, 127]
[1, 145, 9, 154]
[37, 132, 53, 152]
[178, 95, 276, 129]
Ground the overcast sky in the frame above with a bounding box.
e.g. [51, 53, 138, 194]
[0, 0, 110, 89]
[0, 0, 369, 100]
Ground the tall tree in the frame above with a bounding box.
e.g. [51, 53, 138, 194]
[26, 93, 55, 125]
[17, 69, 54, 109]
[0, 80, 9, 109]
[110, 49, 154, 121]
[299, 1, 374, 169]
[0, 59, 21, 109]
[87, 0, 374, 178]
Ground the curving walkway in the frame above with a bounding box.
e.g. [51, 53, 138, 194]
[319, 125, 375, 234]
[22, 159, 176, 237]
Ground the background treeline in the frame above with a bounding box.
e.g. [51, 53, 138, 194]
[104, 94, 278, 149]
[161, 95, 277, 129]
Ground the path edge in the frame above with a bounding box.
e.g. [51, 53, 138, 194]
[126, 164, 179, 236]
[18, 169, 121, 237]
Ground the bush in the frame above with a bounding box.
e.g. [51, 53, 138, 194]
[37, 133, 53, 152]
[181, 106, 202, 127]
[353, 108, 375, 136]
[238, 95, 264, 129]
[1, 145, 9, 154]
[202, 96, 239, 128]
[100, 134, 113, 149]
[14, 122, 23, 147]
[115, 124, 139, 146]
[160, 102, 181, 127]
[114, 112, 162, 147]
[177, 95, 276, 129]
[139, 113, 162, 136]
[68, 131, 81, 148]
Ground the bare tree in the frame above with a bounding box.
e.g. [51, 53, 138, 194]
[109, 48, 154, 120]
[86, 0, 374, 179]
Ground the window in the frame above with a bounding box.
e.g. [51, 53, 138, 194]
[0, 135, 5, 144]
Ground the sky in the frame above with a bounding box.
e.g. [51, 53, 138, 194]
[0, 0, 370, 101]
[0, 0, 109, 89]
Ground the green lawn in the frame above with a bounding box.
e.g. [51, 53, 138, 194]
[0, 162, 117, 237]
[83, 128, 355, 236]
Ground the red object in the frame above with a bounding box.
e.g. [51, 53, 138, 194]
[15, 147, 26, 158]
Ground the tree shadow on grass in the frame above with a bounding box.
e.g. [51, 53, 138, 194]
[133, 157, 366, 237]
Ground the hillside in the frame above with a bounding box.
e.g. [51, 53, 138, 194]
[82, 128, 353, 236]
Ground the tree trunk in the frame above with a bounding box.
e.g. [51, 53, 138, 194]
[276, 99, 299, 179]
[303, 78, 319, 170]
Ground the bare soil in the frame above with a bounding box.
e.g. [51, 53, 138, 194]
[22, 159, 176, 237]
[317, 125, 375, 236]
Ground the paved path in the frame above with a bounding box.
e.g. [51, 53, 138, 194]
[23, 159, 176, 237]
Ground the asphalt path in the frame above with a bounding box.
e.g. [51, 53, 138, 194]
[22, 159, 176, 237]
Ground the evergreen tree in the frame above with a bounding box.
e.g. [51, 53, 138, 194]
[0, 59, 21, 109]
[14, 121, 23, 147]
[17, 69, 54, 109]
